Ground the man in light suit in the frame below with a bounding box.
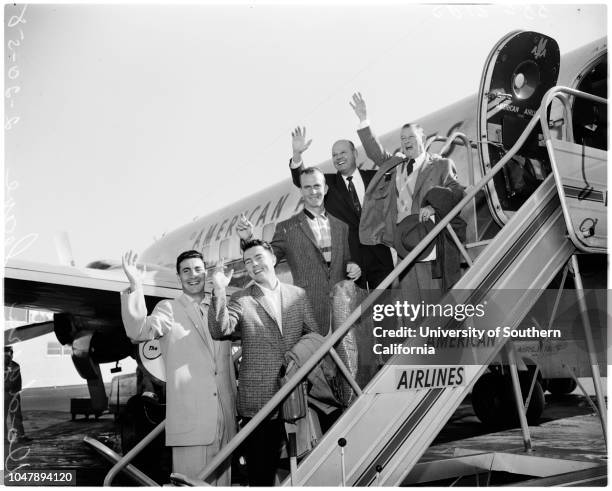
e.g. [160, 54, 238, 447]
[208, 239, 319, 486]
[350, 92, 466, 301]
[288, 127, 394, 290]
[120, 250, 236, 485]
[237, 167, 361, 335]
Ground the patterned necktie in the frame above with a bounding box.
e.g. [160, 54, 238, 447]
[404, 158, 415, 176]
[346, 176, 362, 216]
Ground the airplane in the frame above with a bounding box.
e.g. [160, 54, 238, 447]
[4, 29, 607, 446]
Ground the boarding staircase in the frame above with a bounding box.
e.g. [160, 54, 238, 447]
[101, 86, 606, 487]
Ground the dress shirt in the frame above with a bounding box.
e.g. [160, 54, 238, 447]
[303, 208, 332, 264]
[255, 279, 283, 333]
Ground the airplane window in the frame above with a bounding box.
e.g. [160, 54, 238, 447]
[46, 342, 71, 356]
[572, 56, 607, 151]
[201, 245, 211, 264]
[262, 222, 276, 242]
[219, 237, 240, 261]
[207, 243, 220, 265]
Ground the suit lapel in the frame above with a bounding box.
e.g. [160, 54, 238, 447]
[251, 284, 281, 331]
[360, 169, 373, 189]
[413, 154, 434, 198]
[177, 294, 215, 360]
[280, 283, 291, 337]
[329, 215, 343, 270]
[298, 213, 327, 265]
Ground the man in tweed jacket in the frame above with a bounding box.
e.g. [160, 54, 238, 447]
[237, 167, 361, 335]
[208, 239, 318, 486]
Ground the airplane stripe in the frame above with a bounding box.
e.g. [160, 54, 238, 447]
[353, 388, 444, 486]
[562, 185, 605, 203]
[351, 194, 560, 486]
[475, 195, 559, 293]
[486, 103, 506, 120]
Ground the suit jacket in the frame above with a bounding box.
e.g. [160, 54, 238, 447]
[120, 290, 237, 447]
[271, 211, 351, 333]
[357, 125, 465, 248]
[208, 282, 318, 418]
[290, 162, 393, 288]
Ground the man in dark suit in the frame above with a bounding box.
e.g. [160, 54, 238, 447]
[350, 92, 466, 302]
[237, 167, 361, 335]
[209, 239, 319, 486]
[289, 127, 393, 290]
[4, 346, 28, 443]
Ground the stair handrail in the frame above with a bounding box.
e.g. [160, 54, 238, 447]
[193, 88, 569, 484]
[104, 86, 604, 486]
[538, 86, 606, 254]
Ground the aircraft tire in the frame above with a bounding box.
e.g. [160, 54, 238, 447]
[546, 377, 577, 395]
[472, 371, 544, 428]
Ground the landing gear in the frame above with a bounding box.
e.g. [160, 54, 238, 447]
[545, 377, 577, 395]
[472, 369, 545, 428]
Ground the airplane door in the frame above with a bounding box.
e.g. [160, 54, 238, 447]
[477, 31, 560, 223]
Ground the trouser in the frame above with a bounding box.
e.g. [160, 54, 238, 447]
[398, 261, 442, 305]
[172, 443, 231, 486]
[4, 393, 25, 440]
[241, 417, 285, 486]
[172, 398, 232, 486]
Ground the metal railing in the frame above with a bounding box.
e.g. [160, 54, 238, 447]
[103, 86, 606, 486]
[190, 89, 568, 485]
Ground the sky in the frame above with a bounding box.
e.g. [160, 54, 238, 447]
[3, 2, 607, 267]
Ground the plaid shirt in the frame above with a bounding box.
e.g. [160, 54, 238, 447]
[303, 208, 331, 264]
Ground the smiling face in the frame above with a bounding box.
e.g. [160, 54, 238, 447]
[177, 257, 207, 296]
[400, 125, 425, 160]
[243, 245, 277, 286]
[299, 170, 327, 211]
[331, 140, 358, 176]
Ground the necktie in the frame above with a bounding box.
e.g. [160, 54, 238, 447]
[346, 176, 362, 216]
[404, 158, 415, 176]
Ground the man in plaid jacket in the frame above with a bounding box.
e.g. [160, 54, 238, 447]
[208, 239, 319, 486]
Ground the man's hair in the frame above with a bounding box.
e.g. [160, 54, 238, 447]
[298, 166, 326, 186]
[241, 239, 274, 256]
[334, 139, 356, 151]
[401, 122, 425, 137]
[175, 250, 205, 273]
[5, 346, 13, 354]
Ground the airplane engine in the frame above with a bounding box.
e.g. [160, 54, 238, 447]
[54, 312, 135, 413]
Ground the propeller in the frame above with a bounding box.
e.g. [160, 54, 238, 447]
[4, 320, 55, 345]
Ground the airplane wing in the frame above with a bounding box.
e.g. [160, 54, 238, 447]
[4, 258, 181, 344]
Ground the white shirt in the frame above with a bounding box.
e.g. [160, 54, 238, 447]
[255, 279, 283, 333]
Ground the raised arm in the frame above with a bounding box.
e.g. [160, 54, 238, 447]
[350, 92, 394, 166]
[289, 126, 312, 188]
[208, 261, 242, 340]
[120, 250, 172, 341]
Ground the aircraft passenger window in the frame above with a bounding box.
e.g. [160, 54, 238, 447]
[572, 57, 607, 151]
[207, 244, 219, 265]
[262, 223, 276, 242]
[219, 238, 240, 261]
[46, 342, 71, 356]
[201, 245, 211, 264]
